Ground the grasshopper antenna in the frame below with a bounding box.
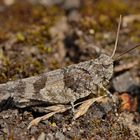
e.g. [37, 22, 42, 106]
[115, 43, 140, 61]
[111, 15, 122, 58]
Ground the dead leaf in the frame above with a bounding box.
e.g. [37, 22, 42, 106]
[28, 104, 70, 129]
[28, 96, 106, 129]
[28, 112, 56, 129]
[43, 104, 70, 112]
[74, 96, 106, 119]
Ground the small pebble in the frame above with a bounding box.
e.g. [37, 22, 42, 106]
[46, 133, 54, 140]
[55, 131, 66, 140]
[30, 126, 38, 135]
[37, 132, 46, 140]
[113, 72, 136, 92]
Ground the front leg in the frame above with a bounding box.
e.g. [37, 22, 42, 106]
[99, 85, 118, 114]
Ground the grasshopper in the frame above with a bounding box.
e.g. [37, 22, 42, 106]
[0, 16, 139, 128]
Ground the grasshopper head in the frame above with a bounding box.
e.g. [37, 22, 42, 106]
[95, 15, 121, 86]
[98, 54, 113, 85]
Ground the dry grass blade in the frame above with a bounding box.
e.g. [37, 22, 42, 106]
[74, 96, 106, 120]
[43, 104, 71, 112]
[27, 112, 56, 129]
[28, 96, 106, 129]
[114, 60, 138, 72]
[28, 105, 70, 129]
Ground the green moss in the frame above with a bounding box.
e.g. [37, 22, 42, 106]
[46, 47, 52, 53]
[0, 2, 64, 47]
[96, 0, 127, 16]
[130, 36, 140, 43]
[16, 32, 25, 42]
[37, 43, 52, 53]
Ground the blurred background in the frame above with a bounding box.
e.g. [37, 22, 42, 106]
[0, 0, 139, 83]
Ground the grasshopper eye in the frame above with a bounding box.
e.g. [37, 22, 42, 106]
[102, 64, 110, 69]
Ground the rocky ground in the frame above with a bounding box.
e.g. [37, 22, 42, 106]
[0, 0, 140, 139]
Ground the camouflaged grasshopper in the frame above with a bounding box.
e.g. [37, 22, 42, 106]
[0, 15, 130, 128]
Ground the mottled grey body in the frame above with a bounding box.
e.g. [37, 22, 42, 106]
[0, 54, 113, 109]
